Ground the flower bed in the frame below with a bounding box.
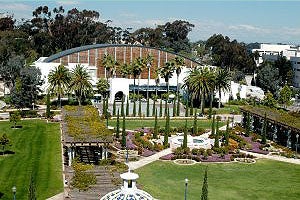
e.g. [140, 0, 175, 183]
[241, 136, 269, 155]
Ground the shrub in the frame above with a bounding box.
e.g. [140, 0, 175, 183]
[192, 148, 198, 155]
[206, 149, 213, 156]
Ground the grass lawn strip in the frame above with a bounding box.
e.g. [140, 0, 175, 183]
[136, 160, 300, 200]
[0, 120, 62, 199]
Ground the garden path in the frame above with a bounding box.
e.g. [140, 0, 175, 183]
[127, 148, 172, 170]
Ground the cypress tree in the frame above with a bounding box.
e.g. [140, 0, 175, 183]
[121, 114, 126, 148]
[201, 167, 208, 200]
[164, 99, 168, 117]
[159, 99, 163, 117]
[105, 96, 109, 118]
[46, 93, 51, 119]
[245, 113, 251, 137]
[176, 98, 180, 116]
[153, 108, 158, 139]
[112, 99, 116, 116]
[185, 104, 189, 117]
[28, 174, 37, 200]
[133, 100, 136, 117]
[262, 112, 267, 144]
[173, 99, 176, 117]
[225, 119, 229, 146]
[214, 117, 220, 148]
[193, 113, 198, 135]
[152, 99, 156, 116]
[146, 97, 150, 117]
[211, 115, 215, 136]
[116, 109, 120, 139]
[183, 119, 188, 148]
[121, 96, 124, 117]
[126, 97, 129, 116]
[190, 102, 193, 116]
[163, 108, 170, 147]
[138, 100, 142, 117]
[102, 97, 106, 117]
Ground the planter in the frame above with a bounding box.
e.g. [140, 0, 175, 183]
[234, 157, 256, 164]
[173, 159, 196, 165]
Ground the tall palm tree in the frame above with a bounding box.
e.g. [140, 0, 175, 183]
[145, 54, 154, 100]
[159, 61, 175, 95]
[132, 57, 144, 97]
[47, 64, 71, 108]
[183, 67, 214, 113]
[215, 68, 231, 109]
[69, 64, 93, 106]
[102, 54, 116, 80]
[174, 56, 185, 115]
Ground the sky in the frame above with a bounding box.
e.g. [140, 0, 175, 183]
[1, 0, 300, 44]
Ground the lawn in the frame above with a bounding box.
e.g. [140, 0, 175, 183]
[0, 120, 62, 199]
[108, 118, 225, 130]
[136, 160, 300, 200]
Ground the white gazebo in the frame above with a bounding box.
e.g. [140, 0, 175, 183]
[100, 170, 154, 200]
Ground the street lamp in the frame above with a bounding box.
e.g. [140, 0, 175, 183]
[296, 134, 299, 156]
[12, 186, 16, 200]
[184, 178, 188, 200]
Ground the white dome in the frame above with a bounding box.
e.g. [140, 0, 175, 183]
[101, 170, 154, 200]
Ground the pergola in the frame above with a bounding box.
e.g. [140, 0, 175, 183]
[61, 106, 113, 166]
[240, 106, 300, 150]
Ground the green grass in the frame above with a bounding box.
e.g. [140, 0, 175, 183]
[108, 118, 225, 130]
[0, 120, 63, 199]
[204, 104, 241, 115]
[136, 160, 300, 200]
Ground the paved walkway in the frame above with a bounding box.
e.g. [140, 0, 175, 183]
[46, 192, 64, 200]
[127, 148, 172, 170]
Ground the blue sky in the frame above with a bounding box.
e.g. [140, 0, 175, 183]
[1, 0, 300, 44]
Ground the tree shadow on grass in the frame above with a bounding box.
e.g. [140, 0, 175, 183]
[0, 192, 4, 198]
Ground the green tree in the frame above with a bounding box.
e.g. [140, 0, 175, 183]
[116, 109, 120, 139]
[159, 99, 163, 117]
[138, 100, 142, 117]
[201, 167, 208, 200]
[28, 174, 36, 200]
[121, 96, 124, 117]
[185, 104, 189, 117]
[183, 119, 188, 148]
[96, 78, 109, 98]
[215, 68, 231, 109]
[193, 113, 198, 135]
[102, 54, 116, 80]
[102, 96, 106, 118]
[225, 119, 230, 146]
[10, 112, 21, 128]
[174, 56, 184, 114]
[278, 85, 293, 109]
[133, 100, 136, 117]
[46, 93, 51, 119]
[262, 113, 267, 144]
[69, 64, 93, 106]
[121, 115, 126, 148]
[177, 98, 180, 117]
[262, 92, 277, 108]
[211, 115, 215, 136]
[152, 99, 156, 117]
[132, 57, 144, 96]
[146, 97, 150, 117]
[112, 99, 116, 116]
[153, 108, 158, 139]
[256, 61, 281, 94]
[48, 64, 70, 108]
[0, 133, 10, 154]
[164, 99, 168, 117]
[245, 113, 251, 137]
[163, 108, 170, 147]
[214, 117, 220, 148]
[173, 99, 176, 117]
[126, 97, 129, 116]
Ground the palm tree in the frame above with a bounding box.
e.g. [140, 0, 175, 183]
[69, 64, 93, 106]
[159, 61, 175, 95]
[96, 78, 110, 98]
[132, 57, 144, 97]
[154, 68, 160, 97]
[102, 54, 116, 80]
[47, 64, 71, 108]
[119, 63, 131, 78]
[183, 67, 214, 113]
[174, 56, 185, 116]
[145, 54, 153, 100]
[215, 68, 231, 109]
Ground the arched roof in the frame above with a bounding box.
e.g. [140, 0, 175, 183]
[44, 43, 201, 65]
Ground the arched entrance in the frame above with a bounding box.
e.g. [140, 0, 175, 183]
[115, 91, 124, 101]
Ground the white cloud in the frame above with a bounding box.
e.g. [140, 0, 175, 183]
[229, 24, 264, 32]
[56, 1, 80, 6]
[1, 3, 31, 11]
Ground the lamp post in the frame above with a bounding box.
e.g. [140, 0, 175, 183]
[184, 178, 188, 200]
[12, 186, 16, 200]
[296, 134, 299, 155]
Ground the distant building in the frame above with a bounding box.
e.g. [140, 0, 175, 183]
[252, 43, 300, 88]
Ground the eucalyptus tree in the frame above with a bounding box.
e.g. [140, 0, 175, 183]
[69, 64, 93, 106]
[48, 64, 71, 108]
[159, 60, 175, 95]
[215, 68, 231, 109]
